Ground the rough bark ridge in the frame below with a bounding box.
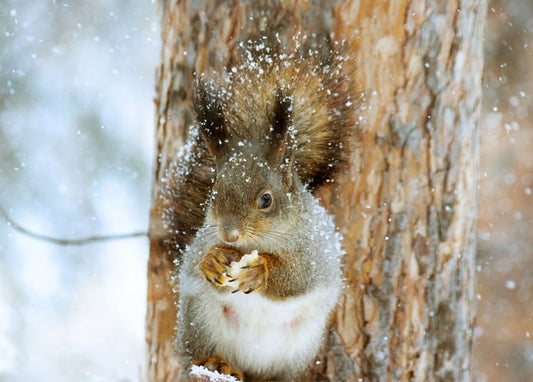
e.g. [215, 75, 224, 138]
[146, 1, 486, 381]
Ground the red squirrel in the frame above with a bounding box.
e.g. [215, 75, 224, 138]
[175, 40, 356, 381]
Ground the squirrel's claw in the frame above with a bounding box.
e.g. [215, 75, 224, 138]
[199, 247, 242, 288]
[233, 255, 268, 294]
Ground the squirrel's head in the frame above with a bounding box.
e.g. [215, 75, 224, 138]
[194, 79, 301, 246]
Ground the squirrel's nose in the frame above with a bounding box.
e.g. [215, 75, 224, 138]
[220, 228, 240, 243]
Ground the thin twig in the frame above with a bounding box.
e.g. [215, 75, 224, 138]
[0, 205, 148, 246]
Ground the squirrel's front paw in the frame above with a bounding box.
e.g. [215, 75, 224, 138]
[199, 247, 242, 287]
[228, 251, 268, 294]
[193, 354, 243, 381]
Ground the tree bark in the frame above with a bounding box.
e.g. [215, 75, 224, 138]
[146, 1, 486, 381]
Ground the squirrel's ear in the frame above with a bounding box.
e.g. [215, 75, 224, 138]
[268, 91, 295, 189]
[268, 90, 293, 166]
[194, 78, 226, 159]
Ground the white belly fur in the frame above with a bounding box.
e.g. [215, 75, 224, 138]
[205, 286, 338, 377]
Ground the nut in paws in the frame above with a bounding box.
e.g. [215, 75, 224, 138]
[227, 251, 268, 294]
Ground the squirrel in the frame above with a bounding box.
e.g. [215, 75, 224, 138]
[175, 39, 356, 381]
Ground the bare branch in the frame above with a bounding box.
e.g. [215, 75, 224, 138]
[0, 205, 147, 246]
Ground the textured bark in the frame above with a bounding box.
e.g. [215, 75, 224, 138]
[146, 1, 486, 381]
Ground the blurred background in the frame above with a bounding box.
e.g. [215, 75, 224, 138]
[0, 1, 157, 381]
[473, 1, 533, 381]
[0, 1, 531, 381]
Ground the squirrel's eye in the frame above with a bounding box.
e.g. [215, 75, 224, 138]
[258, 192, 272, 210]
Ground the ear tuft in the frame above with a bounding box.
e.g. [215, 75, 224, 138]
[268, 90, 293, 166]
[194, 78, 226, 158]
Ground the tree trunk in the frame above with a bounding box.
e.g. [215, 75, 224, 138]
[146, 1, 486, 381]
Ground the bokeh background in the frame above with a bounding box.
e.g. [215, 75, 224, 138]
[0, 1, 157, 381]
[473, 1, 533, 381]
[0, 1, 531, 381]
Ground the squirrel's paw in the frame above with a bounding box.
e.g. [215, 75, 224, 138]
[229, 252, 268, 294]
[193, 354, 244, 381]
[199, 247, 242, 288]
